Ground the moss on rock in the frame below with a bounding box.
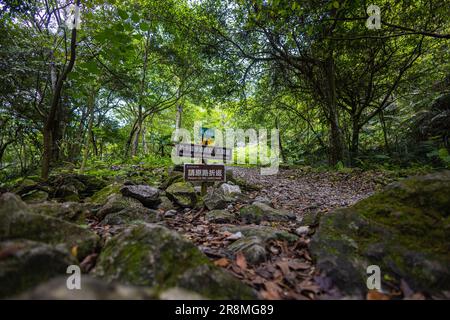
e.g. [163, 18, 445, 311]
[94, 223, 255, 299]
[239, 202, 295, 224]
[0, 193, 99, 260]
[90, 183, 122, 205]
[166, 182, 197, 208]
[0, 240, 76, 298]
[310, 171, 450, 297]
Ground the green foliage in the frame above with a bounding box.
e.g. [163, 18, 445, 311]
[0, 0, 448, 179]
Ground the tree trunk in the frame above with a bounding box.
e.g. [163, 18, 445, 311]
[379, 111, 391, 155]
[80, 89, 95, 173]
[130, 116, 142, 157]
[41, 1, 80, 180]
[275, 116, 284, 162]
[325, 56, 344, 166]
[350, 119, 360, 166]
[130, 30, 151, 158]
[175, 104, 183, 129]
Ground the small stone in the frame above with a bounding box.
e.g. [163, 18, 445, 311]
[219, 183, 241, 196]
[253, 196, 272, 206]
[295, 226, 310, 236]
[226, 231, 243, 240]
[164, 210, 177, 218]
[222, 225, 298, 243]
[228, 236, 267, 265]
[206, 209, 234, 224]
[239, 202, 295, 224]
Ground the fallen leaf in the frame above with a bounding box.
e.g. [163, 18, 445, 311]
[236, 251, 247, 270]
[366, 290, 390, 300]
[288, 260, 310, 270]
[214, 257, 230, 268]
[276, 260, 290, 276]
[400, 279, 414, 298]
[262, 282, 281, 300]
[70, 245, 78, 258]
[404, 292, 426, 300]
[80, 253, 98, 272]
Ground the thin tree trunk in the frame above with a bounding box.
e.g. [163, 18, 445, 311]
[41, 0, 80, 180]
[326, 56, 344, 166]
[175, 104, 183, 129]
[130, 30, 151, 157]
[350, 119, 360, 166]
[80, 89, 95, 173]
[379, 111, 391, 155]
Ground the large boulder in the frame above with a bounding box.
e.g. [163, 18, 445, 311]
[89, 183, 122, 205]
[310, 171, 450, 297]
[120, 185, 161, 208]
[0, 240, 76, 298]
[51, 174, 108, 199]
[239, 202, 296, 224]
[0, 193, 99, 260]
[29, 201, 92, 224]
[21, 189, 49, 204]
[94, 223, 255, 299]
[159, 171, 184, 190]
[55, 183, 79, 202]
[98, 194, 160, 225]
[166, 182, 197, 208]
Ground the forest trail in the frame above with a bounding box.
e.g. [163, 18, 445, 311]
[230, 167, 379, 215]
[164, 166, 384, 299]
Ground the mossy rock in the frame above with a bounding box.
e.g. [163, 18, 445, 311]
[29, 201, 93, 224]
[21, 190, 49, 204]
[94, 223, 255, 299]
[12, 178, 40, 194]
[159, 171, 184, 190]
[157, 196, 176, 211]
[204, 190, 233, 210]
[227, 173, 261, 192]
[90, 183, 122, 205]
[177, 264, 256, 299]
[228, 236, 267, 265]
[0, 193, 99, 260]
[120, 185, 161, 208]
[206, 209, 235, 224]
[311, 171, 450, 297]
[97, 194, 143, 219]
[166, 182, 197, 208]
[239, 202, 295, 224]
[0, 240, 76, 298]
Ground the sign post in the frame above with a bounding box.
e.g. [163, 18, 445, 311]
[176, 143, 232, 196]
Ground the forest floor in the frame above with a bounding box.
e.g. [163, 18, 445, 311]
[162, 167, 389, 299]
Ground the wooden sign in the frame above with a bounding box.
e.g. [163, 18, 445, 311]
[184, 164, 225, 182]
[175, 143, 232, 161]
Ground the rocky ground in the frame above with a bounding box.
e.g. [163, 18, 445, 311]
[0, 165, 449, 299]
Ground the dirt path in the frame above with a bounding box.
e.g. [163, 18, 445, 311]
[165, 167, 382, 299]
[231, 166, 379, 216]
